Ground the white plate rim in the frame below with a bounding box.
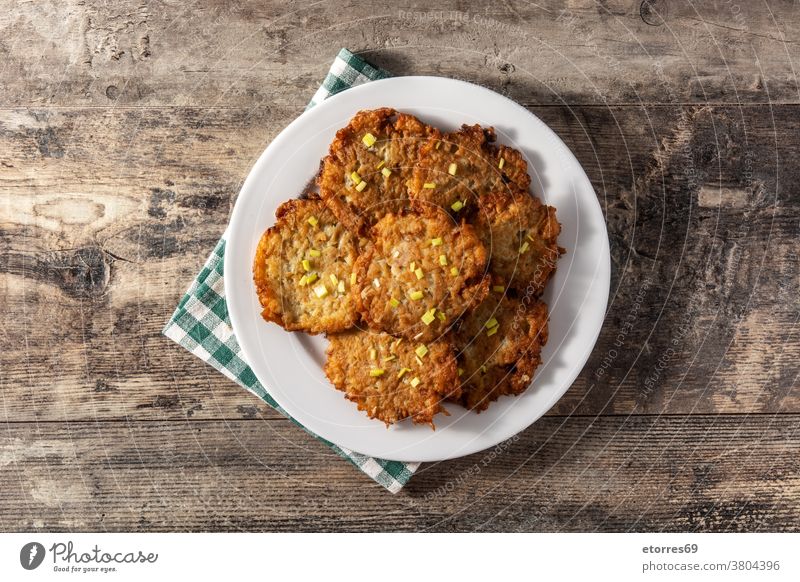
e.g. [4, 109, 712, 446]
[225, 75, 610, 462]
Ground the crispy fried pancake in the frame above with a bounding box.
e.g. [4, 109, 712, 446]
[325, 330, 460, 427]
[318, 108, 433, 232]
[476, 187, 562, 295]
[253, 198, 359, 334]
[253, 110, 560, 425]
[354, 209, 489, 342]
[453, 291, 549, 411]
[409, 124, 531, 215]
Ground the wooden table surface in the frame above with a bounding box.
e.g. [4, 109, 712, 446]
[1, 0, 798, 532]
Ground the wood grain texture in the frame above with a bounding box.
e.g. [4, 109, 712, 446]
[1, 104, 796, 421]
[1, 416, 798, 532]
[1, 0, 798, 532]
[1, 0, 799, 107]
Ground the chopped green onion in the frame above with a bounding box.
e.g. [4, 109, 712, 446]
[376, 160, 385, 169]
[415, 344, 428, 358]
[350, 171, 362, 185]
[298, 275, 308, 286]
[350, 272, 356, 286]
[486, 326, 499, 337]
[485, 317, 499, 329]
[436, 311, 446, 323]
[369, 348, 377, 361]
[451, 200, 464, 212]
[369, 368, 385, 377]
[448, 163, 457, 175]
[381, 167, 392, 178]
[480, 365, 487, 374]
[397, 367, 411, 379]
[337, 280, 345, 293]
[362, 132, 377, 147]
[383, 354, 396, 362]
[450, 267, 459, 276]
[301, 259, 311, 272]
[423, 182, 436, 189]
[499, 157, 505, 169]
[389, 298, 400, 308]
[409, 290, 423, 301]
[431, 238, 443, 247]
[415, 355, 424, 366]
[309, 249, 321, 257]
[329, 274, 338, 285]
[306, 273, 318, 284]
[409, 261, 416, 272]
[307, 216, 318, 227]
[421, 309, 436, 326]
[414, 267, 424, 280]
[526, 232, 535, 241]
[373, 278, 380, 289]
[355, 180, 367, 192]
[439, 254, 447, 266]
[458, 368, 464, 377]
[313, 283, 328, 298]
[519, 241, 530, 254]
[410, 377, 421, 388]
[493, 285, 505, 293]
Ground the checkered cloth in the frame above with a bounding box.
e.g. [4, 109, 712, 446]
[163, 49, 418, 493]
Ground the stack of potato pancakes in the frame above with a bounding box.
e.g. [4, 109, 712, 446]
[254, 108, 562, 427]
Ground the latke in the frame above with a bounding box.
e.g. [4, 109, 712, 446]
[253, 198, 360, 334]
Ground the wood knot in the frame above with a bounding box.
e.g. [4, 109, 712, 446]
[35, 127, 64, 158]
[42, 246, 111, 300]
[640, 0, 669, 26]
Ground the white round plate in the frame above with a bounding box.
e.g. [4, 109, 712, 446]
[225, 76, 609, 462]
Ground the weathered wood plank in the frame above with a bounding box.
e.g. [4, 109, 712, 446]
[2, 0, 798, 535]
[1, 104, 797, 420]
[1, 0, 798, 108]
[1, 416, 798, 532]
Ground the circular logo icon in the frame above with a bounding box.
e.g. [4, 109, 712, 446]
[20, 542, 45, 570]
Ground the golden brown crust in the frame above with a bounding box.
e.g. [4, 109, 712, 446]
[325, 330, 460, 427]
[353, 209, 489, 342]
[252, 198, 360, 334]
[318, 108, 434, 232]
[252, 110, 561, 425]
[408, 124, 531, 215]
[475, 187, 562, 295]
[453, 291, 549, 411]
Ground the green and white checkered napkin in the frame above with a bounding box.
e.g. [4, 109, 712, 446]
[163, 49, 416, 493]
